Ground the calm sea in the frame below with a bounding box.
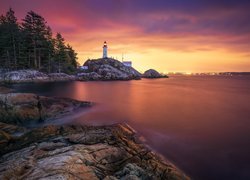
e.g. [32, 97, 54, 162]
[10, 76, 250, 180]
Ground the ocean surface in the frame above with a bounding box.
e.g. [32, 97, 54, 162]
[10, 76, 250, 180]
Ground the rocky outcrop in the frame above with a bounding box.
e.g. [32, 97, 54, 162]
[0, 90, 189, 179]
[0, 70, 77, 83]
[142, 69, 168, 78]
[0, 93, 91, 125]
[77, 72, 102, 81]
[0, 123, 189, 180]
[0, 122, 27, 144]
[79, 58, 141, 81]
[1, 70, 49, 83]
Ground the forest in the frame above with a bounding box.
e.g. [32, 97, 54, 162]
[0, 8, 78, 74]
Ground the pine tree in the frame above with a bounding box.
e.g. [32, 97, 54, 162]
[22, 11, 54, 70]
[0, 8, 78, 73]
[0, 8, 20, 70]
[66, 44, 78, 72]
[54, 33, 67, 73]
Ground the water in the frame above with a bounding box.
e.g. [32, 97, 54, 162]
[10, 76, 250, 180]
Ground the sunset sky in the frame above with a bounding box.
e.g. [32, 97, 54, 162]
[1, 0, 250, 73]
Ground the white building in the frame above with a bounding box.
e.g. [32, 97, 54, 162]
[122, 61, 132, 67]
[79, 66, 88, 70]
[103, 41, 108, 58]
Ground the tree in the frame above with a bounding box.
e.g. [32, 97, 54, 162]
[0, 8, 20, 70]
[54, 33, 67, 73]
[22, 11, 54, 70]
[0, 8, 79, 73]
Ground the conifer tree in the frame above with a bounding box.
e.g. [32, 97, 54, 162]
[0, 8, 20, 70]
[0, 8, 78, 73]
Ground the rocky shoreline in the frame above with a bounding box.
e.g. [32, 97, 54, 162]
[0, 58, 168, 84]
[0, 89, 189, 179]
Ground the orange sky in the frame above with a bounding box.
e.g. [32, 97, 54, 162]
[1, 0, 250, 73]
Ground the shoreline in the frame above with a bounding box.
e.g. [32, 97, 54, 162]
[0, 88, 189, 179]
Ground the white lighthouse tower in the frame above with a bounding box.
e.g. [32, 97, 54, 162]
[103, 41, 108, 58]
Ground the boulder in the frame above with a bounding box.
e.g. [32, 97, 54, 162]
[0, 123, 189, 180]
[0, 93, 91, 125]
[142, 69, 168, 78]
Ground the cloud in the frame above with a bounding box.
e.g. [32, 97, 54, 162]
[1, 0, 250, 71]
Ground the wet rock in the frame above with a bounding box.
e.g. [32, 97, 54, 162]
[0, 93, 91, 125]
[0, 123, 189, 180]
[143, 69, 168, 78]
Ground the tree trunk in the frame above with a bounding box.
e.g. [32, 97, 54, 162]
[38, 48, 41, 69]
[34, 41, 37, 69]
[28, 49, 31, 68]
[58, 60, 61, 73]
[48, 53, 51, 73]
[6, 50, 10, 70]
[12, 34, 17, 70]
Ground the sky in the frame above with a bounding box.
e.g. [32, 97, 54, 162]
[1, 0, 250, 73]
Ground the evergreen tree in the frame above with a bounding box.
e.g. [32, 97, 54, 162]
[0, 8, 79, 73]
[66, 44, 78, 72]
[22, 11, 54, 70]
[54, 33, 67, 73]
[0, 8, 20, 70]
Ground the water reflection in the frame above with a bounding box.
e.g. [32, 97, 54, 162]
[10, 76, 250, 180]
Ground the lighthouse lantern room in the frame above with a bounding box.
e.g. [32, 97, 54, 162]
[103, 41, 108, 58]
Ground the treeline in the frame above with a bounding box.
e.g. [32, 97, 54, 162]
[0, 8, 78, 73]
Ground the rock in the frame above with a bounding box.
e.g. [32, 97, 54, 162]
[2, 70, 49, 83]
[0, 123, 189, 180]
[0, 93, 91, 125]
[0, 86, 12, 94]
[0, 122, 26, 144]
[80, 58, 141, 81]
[142, 69, 168, 78]
[0, 70, 77, 83]
[77, 72, 102, 81]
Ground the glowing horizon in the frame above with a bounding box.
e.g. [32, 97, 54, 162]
[1, 0, 250, 73]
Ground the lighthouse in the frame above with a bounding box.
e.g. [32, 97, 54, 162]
[103, 41, 108, 58]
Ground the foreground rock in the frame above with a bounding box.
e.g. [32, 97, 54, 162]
[0, 93, 91, 125]
[143, 69, 168, 78]
[0, 70, 76, 83]
[0, 123, 189, 179]
[0, 86, 12, 94]
[0, 122, 27, 144]
[78, 58, 141, 81]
